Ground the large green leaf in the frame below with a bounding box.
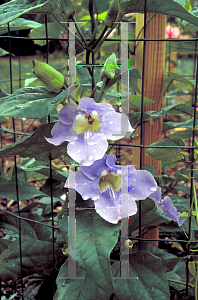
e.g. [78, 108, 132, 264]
[58, 200, 120, 293]
[0, 87, 68, 119]
[0, 213, 52, 241]
[163, 119, 198, 131]
[0, 123, 68, 161]
[112, 251, 170, 300]
[0, 176, 46, 201]
[0, 236, 64, 281]
[128, 198, 171, 234]
[132, 243, 181, 273]
[120, 0, 198, 27]
[0, 0, 75, 26]
[129, 103, 197, 128]
[183, 7, 198, 36]
[146, 138, 185, 163]
[0, 18, 41, 35]
[169, 128, 198, 139]
[54, 260, 112, 300]
[30, 21, 65, 46]
[17, 165, 69, 183]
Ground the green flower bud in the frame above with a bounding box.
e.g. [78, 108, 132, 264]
[104, 0, 119, 28]
[100, 53, 117, 81]
[32, 59, 65, 93]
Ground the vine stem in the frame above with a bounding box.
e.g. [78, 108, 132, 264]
[96, 76, 107, 102]
[71, 15, 87, 47]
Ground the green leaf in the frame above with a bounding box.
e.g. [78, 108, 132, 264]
[128, 198, 171, 233]
[163, 119, 198, 131]
[175, 168, 190, 181]
[0, 212, 52, 241]
[0, 176, 46, 201]
[132, 243, 181, 273]
[58, 200, 120, 293]
[128, 95, 154, 110]
[166, 40, 198, 55]
[0, 18, 41, 35]
[0, 116, 10, 123]
[106, 68, 141, 94]
[129, 103, 197, 128]
[0, 48, 9, 56]
[170, 129, 198, 139]
[164, 72, 194, 94]
[174, 185, 191, 195]
[169, 194, 190, 211]
[81, 0, 110, 14]
[23, 274, 46, 300]
[183, 8, 198, 36]
[146, 138, 185, 163]
[0, 236, 64, 281]
[112, 251, 170, 300]
[0, 87, 68, 119]
[166, 262, 187, 291]
[17, 165, 69, 183]
[142, 165, 157, 177]
[0, 0, 75, 26]
[120, 0, 198, 27]
[54, 260, 112, 300]
[30, 21, 65, 46]
[0, 123, 68, 161]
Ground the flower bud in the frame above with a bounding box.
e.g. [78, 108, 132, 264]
[104, 0, 119, 28]
[32, 59, 65, 93]
[100, 53, 117, 81]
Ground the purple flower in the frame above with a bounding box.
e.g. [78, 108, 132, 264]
[45, 98, 133, 166]
[149, 187, 184, 226]
[65, 154, 158, 224]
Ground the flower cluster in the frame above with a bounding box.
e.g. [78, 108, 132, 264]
[46, 97, 184, 226]
[46, 97, 133, 166]
[65, 154, 158, 223]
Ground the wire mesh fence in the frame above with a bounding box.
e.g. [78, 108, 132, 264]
[1, 0, 198, 299]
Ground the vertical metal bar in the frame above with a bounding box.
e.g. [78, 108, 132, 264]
[68, 22, 76, 103]
[186, 34, 198, 300]
[120, 22, 130, 278]
[116, 23, 121, 162]
[138, 0, 148, 251]
[67, 167, 77, 278]
[90, 0, 95, 89]
[8, 22, 24, 299]
[45, 14, 55, 297]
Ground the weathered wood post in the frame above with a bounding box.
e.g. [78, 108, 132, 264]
[133, 13, 167, 246]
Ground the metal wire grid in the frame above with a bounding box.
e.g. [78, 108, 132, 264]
[0, 0, 198, 299]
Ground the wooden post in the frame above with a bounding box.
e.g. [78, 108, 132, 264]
[133, 13, 167, 246]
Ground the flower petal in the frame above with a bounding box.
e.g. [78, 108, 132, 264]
[99, 111, 133, 140]
[149, 186, 162, 204]
[67, 131, 108, 166]
[45, 121, 76, 145]
[128, 169, 157, 200]
[81, 154, 119, 180]
[78, 98, 114, 116]
[158, 196, 174, 212]
[65, 170, 100, 200]
[94, 189, 137, 223]
[59, 105, 78, 125]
